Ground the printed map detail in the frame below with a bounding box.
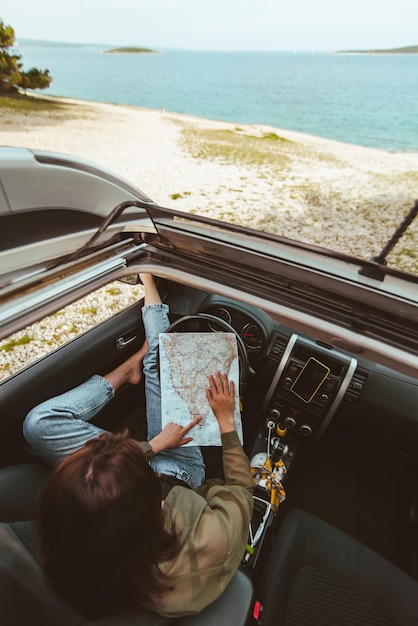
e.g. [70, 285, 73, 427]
[159, 333, 242, 446]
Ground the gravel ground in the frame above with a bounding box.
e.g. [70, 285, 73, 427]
[0, 282, 144, 381]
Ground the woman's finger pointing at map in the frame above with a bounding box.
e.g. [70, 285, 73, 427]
[148, 416, 202, 454]
[183, 415, 202, 433]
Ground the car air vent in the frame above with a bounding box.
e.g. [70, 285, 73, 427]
[344, 368, 368, 404]
[266, 334, 288, 366]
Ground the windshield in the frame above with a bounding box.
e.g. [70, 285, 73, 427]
[178, 125, 418, 277]
[1, 27, 417, 278]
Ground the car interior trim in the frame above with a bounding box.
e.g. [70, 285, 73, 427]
[0, 257, 127, 339]
[121, 265, 418, 379]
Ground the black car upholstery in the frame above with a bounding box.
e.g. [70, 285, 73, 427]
[253, 508, 418, 626]
[0, 463, 50, 522]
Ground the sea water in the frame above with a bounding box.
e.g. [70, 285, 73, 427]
[14, 41, 418, 152]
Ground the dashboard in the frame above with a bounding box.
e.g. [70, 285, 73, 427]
[191, 294, 418, 454]
[202, 301, 357, 440]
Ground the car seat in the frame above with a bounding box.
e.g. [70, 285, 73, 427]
[251, 508, 418, 626]
[0, 519, 252, 626]
[0, 462, 49, 522]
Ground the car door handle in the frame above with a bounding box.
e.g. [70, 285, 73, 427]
[116, 330, 138, 349]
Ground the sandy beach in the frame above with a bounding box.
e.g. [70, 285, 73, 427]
[1, 96, 417, 273]
[1, 96, 417, 379]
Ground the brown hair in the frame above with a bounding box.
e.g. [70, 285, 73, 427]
[38, 432, 178, 618]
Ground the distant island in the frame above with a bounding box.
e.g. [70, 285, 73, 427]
[104, 47, 159, 55]
[338, 44, 418, 54]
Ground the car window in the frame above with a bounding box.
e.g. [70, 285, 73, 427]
[0, 281, 144, 382]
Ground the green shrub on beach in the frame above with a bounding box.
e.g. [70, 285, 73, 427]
[80, 306, 98, 316]
[170, 191, 192, 200]
[0, 19, 52, 95]
[261, 132, 289, 142]
[0, 94, 67, 112]
[106, 287, 122, 296]
[181, 126, 292, 168]
[0, 334, 32, 352]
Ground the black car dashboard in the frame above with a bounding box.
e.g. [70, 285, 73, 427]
[164, 283, 418, 457]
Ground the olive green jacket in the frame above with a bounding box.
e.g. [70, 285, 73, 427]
[140, 430, 254, 617]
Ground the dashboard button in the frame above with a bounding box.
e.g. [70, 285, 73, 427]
[285, 416, 297, 429]
[300, 424, 313, 436]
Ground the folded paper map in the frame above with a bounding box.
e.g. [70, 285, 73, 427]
[159, 332, 242, 446]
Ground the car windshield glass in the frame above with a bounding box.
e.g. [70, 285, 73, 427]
[179, 126, 418, 278]
[1, 45, 417, 279]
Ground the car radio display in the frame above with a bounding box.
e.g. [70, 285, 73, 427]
[291, 357, 330, 403]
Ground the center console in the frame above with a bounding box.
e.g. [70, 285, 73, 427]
[262, 333, 357, 440]
[242, 333, 357, 568]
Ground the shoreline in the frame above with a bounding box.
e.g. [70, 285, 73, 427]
[20, 91, 418, 155]
[14, 93, 418, 169]
[1, 94, 417, 275]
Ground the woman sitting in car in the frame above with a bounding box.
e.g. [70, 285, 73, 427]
[23, 274, 254, 619]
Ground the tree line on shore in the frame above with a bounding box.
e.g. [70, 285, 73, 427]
[0, 19, 52, 96]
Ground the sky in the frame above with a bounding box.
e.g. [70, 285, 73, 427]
[2, 0, 417, 51]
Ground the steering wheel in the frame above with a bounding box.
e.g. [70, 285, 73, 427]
[166, 314, 250, 392]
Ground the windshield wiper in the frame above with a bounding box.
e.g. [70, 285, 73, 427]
[360, 199, 418, 280]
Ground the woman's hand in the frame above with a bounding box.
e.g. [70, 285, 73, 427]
[149, 415, 202, 455]
[206, 371, 236, 434]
